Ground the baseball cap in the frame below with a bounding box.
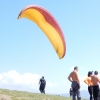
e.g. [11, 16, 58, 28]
[94, 71, 98, 75]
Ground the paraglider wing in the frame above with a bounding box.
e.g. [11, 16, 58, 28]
[18, 5, 66, 59]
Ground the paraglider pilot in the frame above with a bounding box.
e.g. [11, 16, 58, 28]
[39, 76, 46, 94]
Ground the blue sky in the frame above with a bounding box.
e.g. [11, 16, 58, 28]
[0, 0, 100, 94]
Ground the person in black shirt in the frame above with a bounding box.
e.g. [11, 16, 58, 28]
[39, 76, 46, 94]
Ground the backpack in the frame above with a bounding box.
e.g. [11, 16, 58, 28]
[40, 78, 46, 85]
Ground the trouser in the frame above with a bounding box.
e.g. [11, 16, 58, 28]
[70, 93, 72, 97]
[71, 81, 81, 100]
[39, 84, 45, 94]
[93, 85, 99, 100]
[88, 86, 93, 100]
[98, 89, 100, 99]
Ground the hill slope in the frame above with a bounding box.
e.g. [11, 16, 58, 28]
[0, 88, 87, 100]
[60, 90, 89, 99]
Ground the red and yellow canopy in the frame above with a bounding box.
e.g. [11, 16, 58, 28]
[18, 5, 66, 59]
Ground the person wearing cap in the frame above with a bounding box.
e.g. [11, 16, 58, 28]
[39, 76, 46, 94]
[84, 71, 93, 100]
[91, 71, 100, 100]
[68, 66, 81, 100]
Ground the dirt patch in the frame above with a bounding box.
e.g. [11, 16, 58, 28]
[0, 94, 11, 100]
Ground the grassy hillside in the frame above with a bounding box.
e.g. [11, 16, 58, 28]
[0, 88, 87, 100]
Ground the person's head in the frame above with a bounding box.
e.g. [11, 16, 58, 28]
[74, 66, 78, 71]
[94, 71, 98, 75]
[88, 71, 93, 77]
[42, 76, 44, 79]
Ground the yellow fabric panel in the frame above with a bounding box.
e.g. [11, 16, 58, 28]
[18, 9, 64, 59]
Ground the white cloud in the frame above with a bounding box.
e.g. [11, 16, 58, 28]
[0, 70, 58, 93]
[0, 70, 40, 86]
[0, 70, 88, 94]
[47, 82, 58, 87]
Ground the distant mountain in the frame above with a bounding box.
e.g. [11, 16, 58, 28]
[60, 90, 89, 99]
[81, 90, 89, 99]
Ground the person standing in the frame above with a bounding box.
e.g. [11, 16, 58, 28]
[68, 66, 81, 100]
[84, 71, 93, 100]
[39, 76, 46, 94]
[91, 71, 100, 100]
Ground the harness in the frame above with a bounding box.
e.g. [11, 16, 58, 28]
[72, 84, 79, 91]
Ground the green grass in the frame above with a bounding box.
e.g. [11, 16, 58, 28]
[0, 88, 87, 100]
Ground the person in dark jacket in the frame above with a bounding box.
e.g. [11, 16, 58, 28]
[39, 76, 46, 94]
